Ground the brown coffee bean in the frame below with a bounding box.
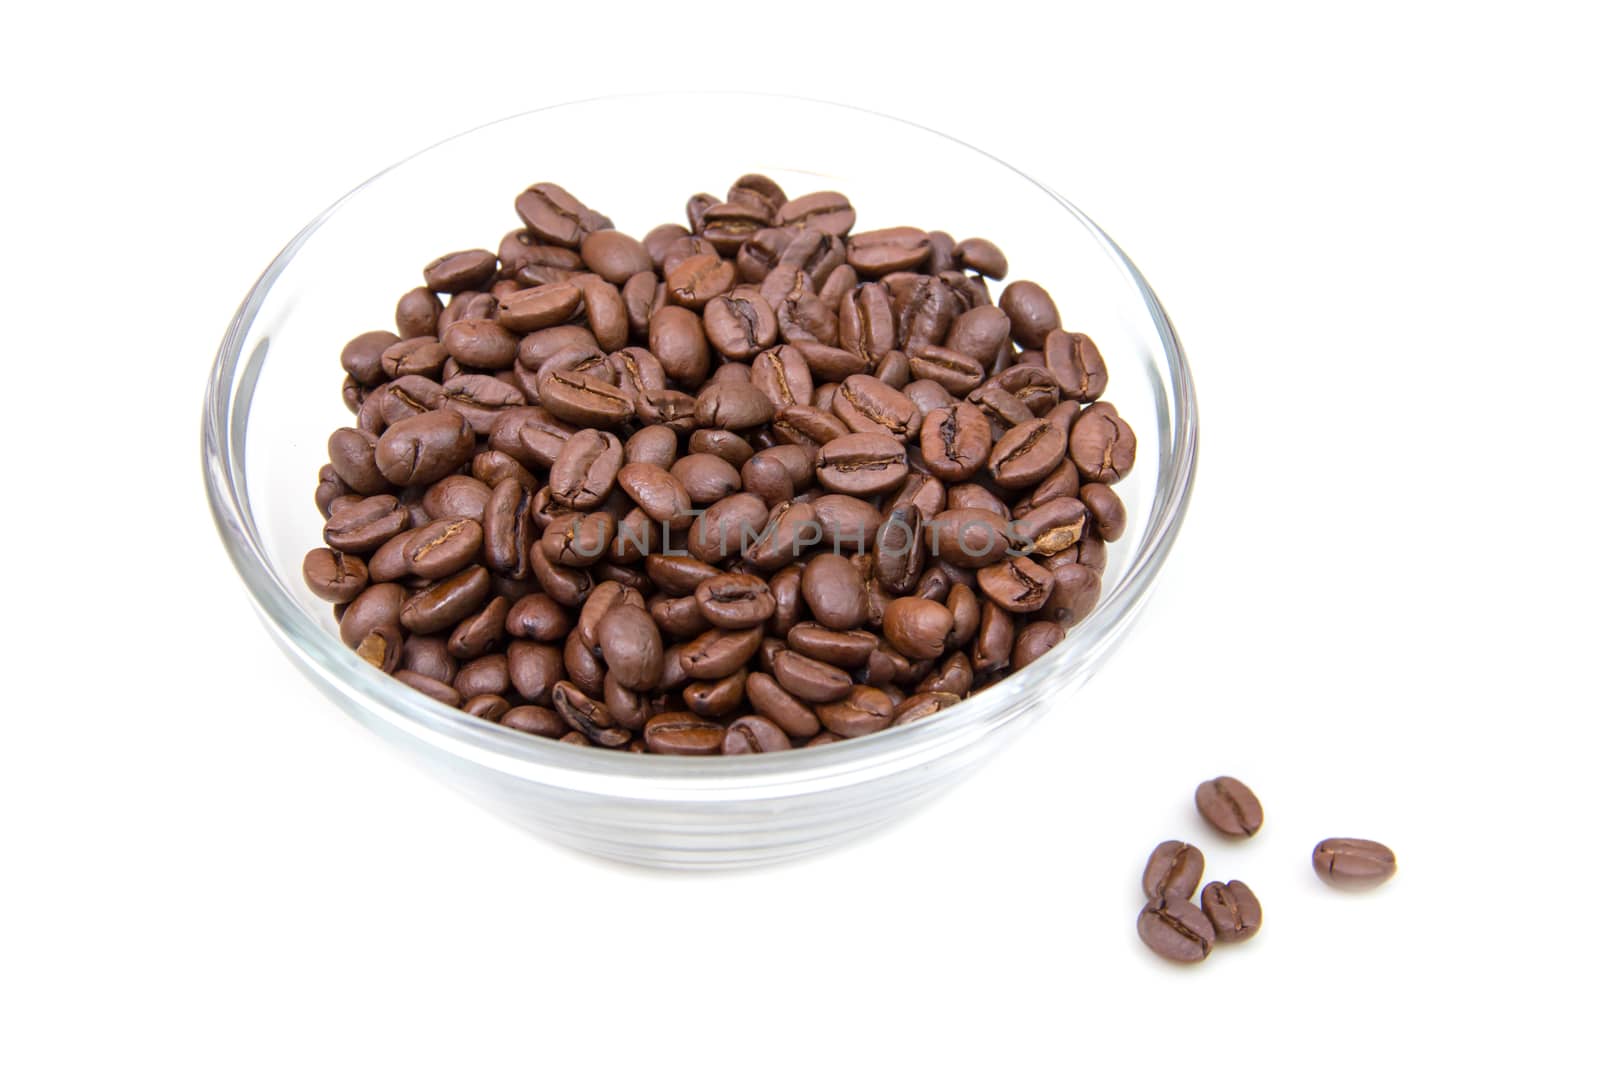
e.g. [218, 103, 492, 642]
[1012, 621, 1065, 670]
[744, 672, 822, 739]
[721, 715, 792, 754]
[997, 280, 1061, 349]
[680, 627, 764, 680]
[501, 704, 565, 738]
[424, 249, 498, 293]
[771, 649, 853, 703]
[303, 548, 369, 603]
[688, 493, 770, 565]
[800, 554, 869, 630]
[579, 230, 652, 283]
[1080, 482, 1127, 542]
[400, 565, 491, 635]
[1142, 840, 1205, 900]
[816, 432, 908, 496]
[881, 597, 954, 660]
[324, 495, 409, 554]
[953, 237, 1008, 280]
[925, 509, 1015, 568]
[920, 403, 991, 481]
[693, 573, 775, 630]
[507, 640, 563, 705]
[1195, 776, 1265, 838]
[1200, 881, 1262, 943]
[990, 418, 1068, 490]
[817, 685, 896, 737]
[403, 518, 483, 580]
[977, 557, 1054, 613]
[515, 183, 611, 248]
[395, 287, 443, 339]
[1138, 895, 1215, 964]
[643, 712, 725, 755]
[1069, 402, 1137, 484]
[1043, 330, 1108, 402]
[1312, 839, 1398, 889]
[552, 681, 630, 747]
[831, 374, 922, 440]
[777, 191, 856, 235]
[847, 227, 931, 276]
[1013, 497, 1088, 556]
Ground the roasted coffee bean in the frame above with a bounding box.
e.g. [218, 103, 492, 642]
[881, 597, 954, 660]
[990, 418, 1068, 490]
[541, 511, 615, 567]
[454, 654, 509, 700]
[694, 573, 775, 629]
[1312, 838, 1397, 888]
[750, 345, 815, 409]
[395, 287, 443, 339]
[327, 427, 389, 496]
[579, 229, 652, 283]
[786, 623, 878, 669]
[771, 649, 853, 703]
[817, 685, 896, 737]
[920, 403, 991, 481]
[683, 668, 748, 717]
[924, 508, 1014, 568]
[643, 712, 725, 755]
[395, 670, 462, 707]
[506, 594, 571, 643]
[593, 604, 664, 690]
[998, 280, 1061, 349]
[847, 227, 931, 276]
[507, 640, 563, 705]
[547, 429, 623, 510]
[721, 714, 792, 754]
[1044, 329, 1108, 402]
[501, 703, 565, 737]
[907, 345, 985, 396]
[447, 596, 508, 659]
[689, 493, 770, 565]
[745, 672, 822, 739]
[968, 380, 1033, 440]
[1200, 881, 1262, 943]
[1138, 896, 1215, 963]
[816, 432, 908, 496]
[977, 557, 1054, 613]
[341, 331, 402, 387]
[946, 583, 981, 647]
[1013, 497, 1088, 556]
[403, 517, 483, 580]
[440, 374, 526, 435]
[324, 495, 409, 554]
[1012, 621, 1065, 670]
[1142, 840, 1205, 900]
[801, 554, 869, 630]
[954, 237, 1008, 280]
[539, 371, 633, 429]
[552, 681, 630, 747]
[1069, 401, 1137, 484]
[515, 183, 611, 248]
[1079, 482, 1127, 543]
[666, 251, 736, 309]
[946, 305, 1012, 369]
[970, 600, 1014, 672]
[423, 249, 498, 293]
[374, 410, 475, 488]
[893, 690, 960, 726]
[917, 651, 974, 697]
[680, 626, 765, 680]
[1195, 776, 1265, 838]
[739, 454, 795, 507]
[831, 374, 921, 440]
[703, 291, 778, 359]
[381, 338, 449, 381]
[303, 548, 369, 603]
[400, 565, 490, 635]
[873, 506, 926, 595]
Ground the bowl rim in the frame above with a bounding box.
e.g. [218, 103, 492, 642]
[202, 91, 1198, 797]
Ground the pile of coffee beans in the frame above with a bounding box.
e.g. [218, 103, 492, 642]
[1137, 776, 1397, 963]
[305, 174, 1136, 754]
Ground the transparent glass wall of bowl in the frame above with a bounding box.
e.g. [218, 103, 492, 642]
[208, 94, 1194, 868]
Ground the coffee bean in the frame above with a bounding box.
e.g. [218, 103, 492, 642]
[643, 712, 725, 755]
[976, 557, 1054, 613]
[925, 508, 1015, 568]
[680, 626, 764, 680]
[400, 565, 490, 635]
[424, 250, 498, 293]
[953, 237, 1008, 279]
[1312, 838, 1397, 888]
[1069, 402, 1137, 484]
[1199, 881, 1262, 943]
[1195, 776, 1265, 838]
[998, 280, 1061, 349]
[847, 227, 931, 276]
[1142, 840, 1205, 900]
[1138, 895, 1215, 963]
[800, 554, 869, 630]
[403, 518, 483, 580]
[721, 714, 792, 754]
[1011, 621, 1064, 670]
[303, 548, 369, 603]
[777, 191, 856, 235]
[817, 685, 896, 737]
[816, 432, 908, 496]
[881, 598, 954, 660]
[831, 374, 922, 440]
[771, 649, 853, 703]
[324, 495, 409, 554]
[990, 418, 1068, 490]
[515, 183, 611, 248]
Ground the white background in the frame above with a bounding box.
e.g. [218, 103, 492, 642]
[4, 2, 1596, 1063]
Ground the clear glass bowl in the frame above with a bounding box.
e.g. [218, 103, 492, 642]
[202, 94, 1197, 869]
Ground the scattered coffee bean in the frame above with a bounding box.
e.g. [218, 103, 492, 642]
[1195, 776, 1265, 838]
[1138, 895, 1215, 963]
[1142, 840, 1205, 900]
[1199, 880, 1262, 943]
[1312, 838, 1397, 889]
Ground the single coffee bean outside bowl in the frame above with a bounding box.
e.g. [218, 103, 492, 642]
[202, 93, 1197, 869]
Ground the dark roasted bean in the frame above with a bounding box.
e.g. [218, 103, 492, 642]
[1142, 840, 1205, 900]
[1138, 895, 1215, 963]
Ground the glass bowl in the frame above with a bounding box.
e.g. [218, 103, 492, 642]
[202, 93, 1197, 869]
